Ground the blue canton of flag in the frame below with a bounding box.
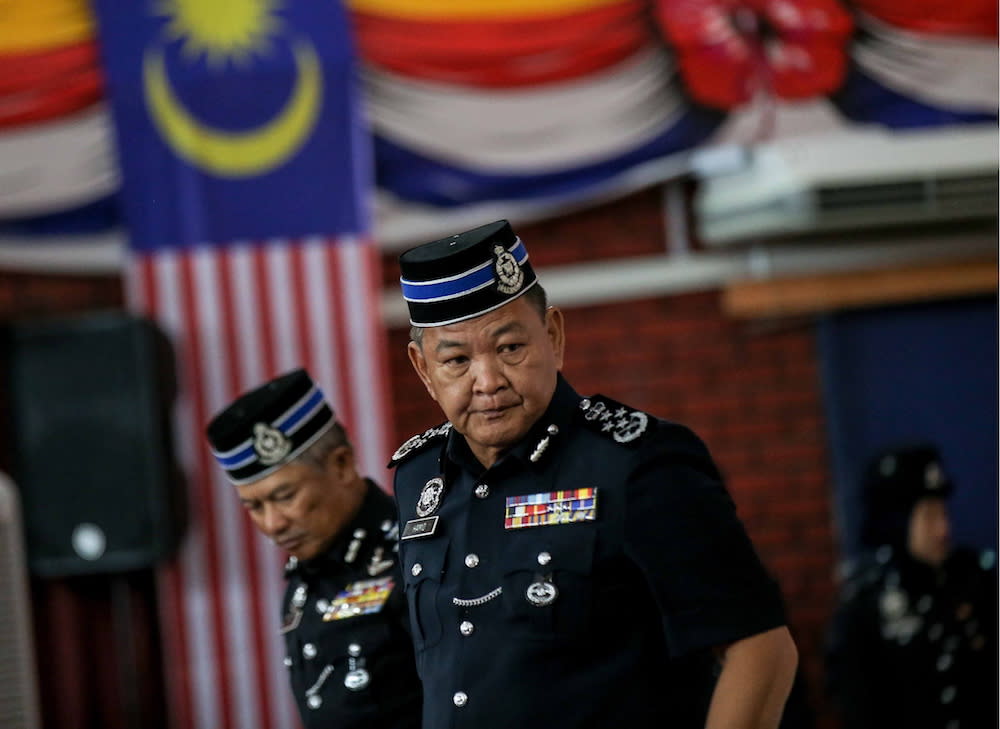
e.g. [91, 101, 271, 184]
[92, 0, 370, 251]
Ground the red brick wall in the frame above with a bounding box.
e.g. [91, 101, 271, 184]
[382, 188, 839, 727]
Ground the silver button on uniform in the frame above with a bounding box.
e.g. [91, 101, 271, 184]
[412, 563, 423, 577]
[460, 620, 474, 636]
[303, 643, 317, 659]
[349, 643, 361, 657]
[283, 656, 292, 668]
[453, 691, 468, 707]
[537, 552, 552, 566]
[307, 695, 322, 710]
[475, 483, 490, 499]
[465, 553, 480, 568]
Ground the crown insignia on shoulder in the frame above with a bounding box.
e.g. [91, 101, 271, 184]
[388, 422, 453, 467]
[578, 396, 649, 445]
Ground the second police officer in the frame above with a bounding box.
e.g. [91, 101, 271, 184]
[206, 369, 422, 728]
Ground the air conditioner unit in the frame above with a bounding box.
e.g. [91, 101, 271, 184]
[0, 473, 42, 729]
[692, 125, 999, 245]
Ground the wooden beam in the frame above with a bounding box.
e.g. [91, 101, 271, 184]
[723, 256, 998, 319]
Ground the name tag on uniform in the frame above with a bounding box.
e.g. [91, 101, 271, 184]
[504, 488, 598, 530]
[324, 576, 395, 621]
[401, 515, 439, 540]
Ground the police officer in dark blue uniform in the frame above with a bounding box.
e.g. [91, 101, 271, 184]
[826, 444, 997, 729]
[206, 369, 422, 729]
[389, 220, 799, 728]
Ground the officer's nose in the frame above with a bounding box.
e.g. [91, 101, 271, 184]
[260, 504, 291, 536]
[471, 355, 508, 395]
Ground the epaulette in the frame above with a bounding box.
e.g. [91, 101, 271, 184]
[388, 421, 452, 467]
[577, 395, 651, 446]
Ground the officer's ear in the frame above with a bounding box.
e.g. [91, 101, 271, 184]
[544, 306, 565, 370]
[407, 340, 438, 403]
[325, 443, 357, 483]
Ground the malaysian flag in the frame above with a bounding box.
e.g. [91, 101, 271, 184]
[90, 3, 390, 728]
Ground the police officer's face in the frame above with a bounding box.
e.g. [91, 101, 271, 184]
[235, 445, 363, 561]
[908, 497, 951, 567]
[408, 296, 565, 469]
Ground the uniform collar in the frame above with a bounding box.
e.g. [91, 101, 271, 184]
[443, 373, 581, 476]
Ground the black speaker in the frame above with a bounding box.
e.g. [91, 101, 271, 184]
[5, 311, 184, 577]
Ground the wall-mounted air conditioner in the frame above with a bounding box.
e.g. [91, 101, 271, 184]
[692, 125, 999, 245]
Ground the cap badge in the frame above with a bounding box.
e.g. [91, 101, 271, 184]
[253, 423, 291, 465]
[925, 462, 944, 489]
[493, 244, 524, 295]
[416, 477, 445, 517]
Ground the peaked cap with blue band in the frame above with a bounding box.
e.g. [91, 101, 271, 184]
[206, 368, 336, 485]
[399, 219, 538, 327]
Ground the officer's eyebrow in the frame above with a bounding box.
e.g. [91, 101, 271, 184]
[434, 337, 465, 352]
[241, 481, 297, 507]
[265, 482, 298, 500]
[434, 321, 526, 353]
[488, 321, 526, 339]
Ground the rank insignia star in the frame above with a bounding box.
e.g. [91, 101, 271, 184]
[580, 397, 649, 444]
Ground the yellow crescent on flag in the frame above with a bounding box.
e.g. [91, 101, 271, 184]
[142, 40, 323, 178]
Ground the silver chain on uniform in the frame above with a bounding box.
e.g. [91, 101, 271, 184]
[452, 586, 503, 607]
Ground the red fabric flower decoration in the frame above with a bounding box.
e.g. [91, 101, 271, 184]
[655, 0, 854, 109]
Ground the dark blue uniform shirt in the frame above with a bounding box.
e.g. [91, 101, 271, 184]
[826, 545, 998, 729]
[281, 480, 422, 729]
[390, 375, 786, 728]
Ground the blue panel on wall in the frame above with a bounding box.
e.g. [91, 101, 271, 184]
[819, 296, 998, 559]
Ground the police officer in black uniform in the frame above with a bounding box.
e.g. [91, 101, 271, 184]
[206, 369, 422, 729]
[389, 220, 799, 728]
[826, 444, 997, 729]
